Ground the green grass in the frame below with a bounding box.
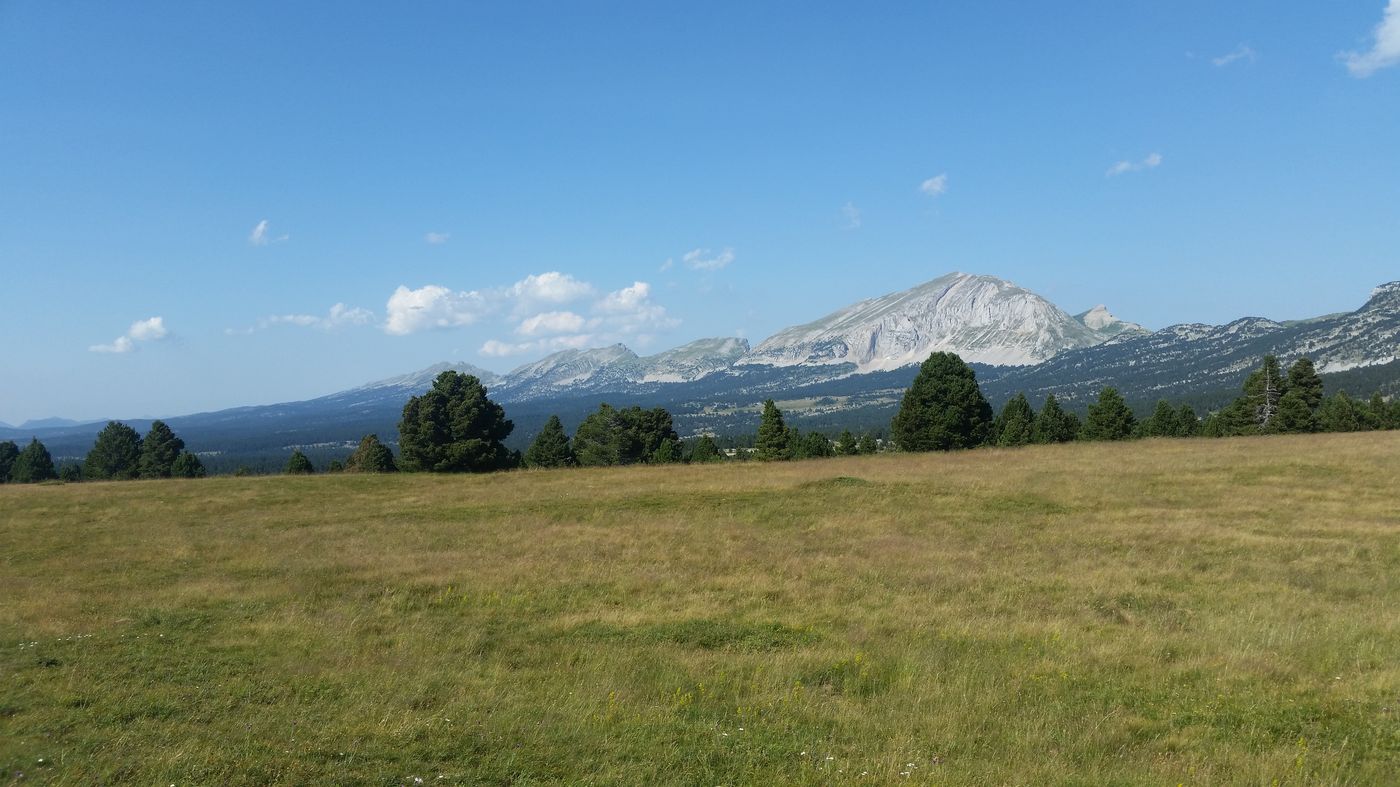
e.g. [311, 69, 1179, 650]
[2, 433, 1398, 785]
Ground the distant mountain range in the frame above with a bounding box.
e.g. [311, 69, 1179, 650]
[5, 273, 1396, 470]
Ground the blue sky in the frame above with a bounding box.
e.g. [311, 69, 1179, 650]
[2, 1, 1398, 424]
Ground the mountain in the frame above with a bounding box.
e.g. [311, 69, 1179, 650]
[634, 337, 751, 383]
[982, 280, 1400, 407]
[1073, 305, 1146, 339]
[20, 417, 86, 430]
[738, 272, 1115, 371]
[493, 337, 750, 400]
[347, 362, 501, 399]
[9, 274, 1397, 472]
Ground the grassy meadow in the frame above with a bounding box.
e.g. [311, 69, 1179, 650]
[2, 433, 1398, 785]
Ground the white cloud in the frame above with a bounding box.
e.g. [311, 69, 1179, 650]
[127, 316, 169, 341]
[1342, 0, 1400, 77]
[90, 317, 168, 353]
[506, 271, 595, 306]
[919, 173, 948, 196]
[659, 258, 674, 272]
[1106, 152, 1163, 177]
[1212, 44, 1257, 67]
[595, 281, 679, 334]
[424, 232, 450, 245]
[248, 219, 288, 246]
[245, 303, 375, 333]
[384, 285, 489, 335]
[841, 201, 862, 229]
[516, 310, 587, 336]
[90, 336, 135, 354]
[480, 335, 597, 357]
[481, 280, 679, 356]
[682, 247, 735, 271]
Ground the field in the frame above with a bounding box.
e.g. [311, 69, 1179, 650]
[2, 434, 1398, 785]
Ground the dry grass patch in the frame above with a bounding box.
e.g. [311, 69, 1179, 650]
[2, 433, 1398, 784]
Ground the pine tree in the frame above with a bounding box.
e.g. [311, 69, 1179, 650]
[801, 431, 833, 458]
[138, 420, 186, 478]
[1031, 395, 1078, 444]
[1200, 413, 1229, 438]
[857, 434, 879, 455]
[651, 438, 681, 464]
[397, 371, 514, 473]
[689, 434, 722, 463]
[58, 462, 83, 482]
[325, 459, 344, 474]
[1142, 400, 1180, 438]
[1274, 389, 1317, 434]
[574, 404, 624, 467]
[834, 430, 858, 456]
[346, 434, 397, 473]
[524, 415, 575, 468]
[623, 407, 679, 463]
[10, 439, 57, 483]
[1316, 393, 1363, 433]
[171, 451, 206, 478]
[1081, 387, 1137, 441]
[572, 404, 679, 466]
[1175, 405, 1200, 437]
[994, 393, 1035, 447]
[1286, 358, 1324, 412]
[1222, 356, 1289, 435]
[754, 400, 791, 461]
[84, 421, 143, 480]
[0, 440, 18, 482]
[890, 352, 994, 451]
[1366, 393, 1388, 430]
[285, 450, 315, 474]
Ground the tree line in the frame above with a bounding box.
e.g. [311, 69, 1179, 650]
[0, 420, 207, 484]
[877, 352, 1398, 455]
[4, 355, 1393, 484]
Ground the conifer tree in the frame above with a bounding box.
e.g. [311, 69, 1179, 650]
[1274, 389, 1317, 434]
[572, 404, 679, 466]
[1286, 358, 1324, 412]
[346, 434, 397, 473]
[857, 433, 879, 455]
[1366, 393, 1389, 430]
[84, 421, 143, 480]
[1142, 400, 1180, 438]
[0, 440, 18, 483]
[1175, 404, 1200, 437]
[834, 430, 858, 456]
[801, 431, 833, 458]
[171, 451, 206, 478]
[285, 450, 314, 474]
[890, 352, 993, 451]
[397, 372, 513, 473]
[573, 404, 624, 467]
[1316, 392, 1363, 433]
[1081, 387, 1137, 441]
[325, 459, 344, 473]
[688, 435, 722, 463]
[754, 400, 791, 461]
[524, 415, 575, 468]
[58, 462, 83, 482]
[1031, 395, 1078, 444]
[1200, 413, 1229, 437]
[994, 393, 1035, 447]
[651, 438, 681, 464]
[138, 420, 186, 478]
[10, 438, 56, 483]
